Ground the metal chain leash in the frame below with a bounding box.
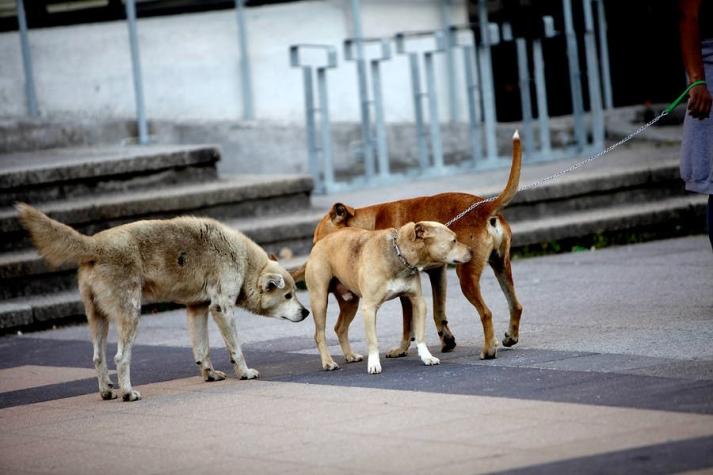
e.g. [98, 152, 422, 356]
[445, 110, 670, 228]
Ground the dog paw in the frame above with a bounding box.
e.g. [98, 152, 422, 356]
[240, 368, 260, 380]
[122, 390, 142, 402]
[440, 333, 457, 353]
[480, 346, 497, 360]
[344, 353, 363, 363]
[502, 332, 519, 347]
[203, 369, 227, 382]
[385, 347, 408, 358]
[100, 390, 116, 400]
[421, 355, 441, 366]
[367, 354, 382, 374]
[323, 361, 340, 371]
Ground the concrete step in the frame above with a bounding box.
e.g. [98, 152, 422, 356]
[0, 210, 325, 300]
[0, 145, 220, 206]
[0, 174, 314, 252]
[2, 195, 705, 333]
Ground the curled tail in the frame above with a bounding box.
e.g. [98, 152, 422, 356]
[15, 203, 96, 267]
[485, 130, 522, 214]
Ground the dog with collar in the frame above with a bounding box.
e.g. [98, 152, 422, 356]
[304, 221, 471, 374]
[17, 204, 309, 401]
[295, 131, 522, 360]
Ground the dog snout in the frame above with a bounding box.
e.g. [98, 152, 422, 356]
[301, 307, 310, 319]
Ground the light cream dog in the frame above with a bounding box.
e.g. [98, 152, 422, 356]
[16, 204, 309, 401]
[305, 221, 471, 374]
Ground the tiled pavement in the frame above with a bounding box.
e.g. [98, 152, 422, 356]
[1, 236, 712, 474]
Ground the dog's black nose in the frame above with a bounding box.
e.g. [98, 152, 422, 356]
[301, 308, 310, 319]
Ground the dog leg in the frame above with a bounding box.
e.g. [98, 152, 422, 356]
[114, 301, 142, 402]
[457, 262, 499, 359]
[362, 302, 382, 374]
[490, 252, 523, 347]
[81, 283, 115, 400]
[334, 293, 362, 363]
[187, 304, 226, 382]
[386, 296, 412, 358]
[211, 303, 259, 380]
[312, 290, 339, 371]
[427, 266, 456, 353]
[410, 294, 440, 367]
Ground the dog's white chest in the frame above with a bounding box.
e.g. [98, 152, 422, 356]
[384, 277, 415, 299]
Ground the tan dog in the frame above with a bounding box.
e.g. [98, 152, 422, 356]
[305, 221, 471, 374]
[17, 204, 309, 401]
[296, 131, 522, 360]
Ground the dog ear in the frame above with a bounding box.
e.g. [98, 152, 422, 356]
[329, 202, 355, 224]
[414, 222, 434, 240]
[261, 273, 285, 292]
[268, 253, 278, 262]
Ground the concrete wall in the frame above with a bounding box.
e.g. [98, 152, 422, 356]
[0, 0, 467, 123]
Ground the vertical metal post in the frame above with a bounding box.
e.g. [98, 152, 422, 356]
[463, 45, 483, 165]
[478, 1, 498, 161]
[301, 67, 321, 192]
[562, 0, 586, 151]
[235, 0, 254, 120]
[440, 0, 458, 122]
[16, 0, 38, 117]
[595, 0, 613, 109]
[515, 37, 534, 159]
[370, 60, 389, 177]
[424, 52, 444, 170]
[124, 0, 149, 145]
[532, 38, 551, 158]
[350, 0, 374, 180]
[316, 68, 334, 190]
[409, 53, 430, 170]
[583, 0, 604, 150]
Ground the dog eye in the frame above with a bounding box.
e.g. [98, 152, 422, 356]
[285, 293, 292, 300]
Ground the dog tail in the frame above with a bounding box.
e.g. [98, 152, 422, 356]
[485, 130, 522, 214]
[15, 203, 96, 267]
[289, 261, 307, 283]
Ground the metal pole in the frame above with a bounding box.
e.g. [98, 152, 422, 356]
[124, 0, 149, 145]
[595, 0, 613, 109]
[409, 53, 430, 170]
[532, 38, 551, 158]
[562, 0, 586, 151]
[370, 60, 389, 177]
[440, 0, 458, 122]
[302, 67, 322, 193]
[583, 0, 604, 150]
[424, 52, 444, 170]
[478, 1, 498, 161]
[316, 68, 334, 191]
[463, 45, 483, 165]
[235, 0, 254, 120]
[515, 37, 535, 159]
[16, 0, 38, 117]
[350, 0, 374, 180]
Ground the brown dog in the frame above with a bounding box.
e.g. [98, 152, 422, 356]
[305, 221, 471, 373]
[296, 131, 522, 360]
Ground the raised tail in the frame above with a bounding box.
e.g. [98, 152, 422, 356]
[484, 130, 522, 214]
[15, 203, 96, 267]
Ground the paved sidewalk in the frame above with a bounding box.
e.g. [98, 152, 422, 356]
[1, 236, 712, 474]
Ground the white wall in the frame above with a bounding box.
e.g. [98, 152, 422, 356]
[0, 0, 467, 123]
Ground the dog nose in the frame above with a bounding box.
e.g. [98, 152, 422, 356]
[301, 308, 310, 319]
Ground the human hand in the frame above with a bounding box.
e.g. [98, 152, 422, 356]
[688, 82, 712, 119]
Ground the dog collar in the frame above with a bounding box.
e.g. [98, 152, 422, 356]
[391, 231, 419, 275]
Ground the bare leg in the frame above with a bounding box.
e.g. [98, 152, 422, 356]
[490, 252, 523, 347]
[409, 294, 440, 366]
[362, 302, 382, 374]
[210, 303, 259, 380]
[187, 304, 225, 382]
[457, 261, 499, 359]
[114, 306, 142, 401]
[81, 281, 114, 400]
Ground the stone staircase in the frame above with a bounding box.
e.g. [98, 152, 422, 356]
[0, 144, 322, 332]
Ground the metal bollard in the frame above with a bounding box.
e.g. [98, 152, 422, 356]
[395, 31, 446, 172]
[532, 16, 557, 159]
[290, 45, 338, 194]
[345, 38, 393, 179]
[583, 0, 604, 150]
[478, 1, 499, 162]
[124, 0, 149, 145]
[234, 0, 254, 120]
[16, 0, 38, 117]
[562, 0, 586, 152]
[595, 0, 613, 110]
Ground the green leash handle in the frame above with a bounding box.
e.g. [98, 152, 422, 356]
[665, 79, 707, 114]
